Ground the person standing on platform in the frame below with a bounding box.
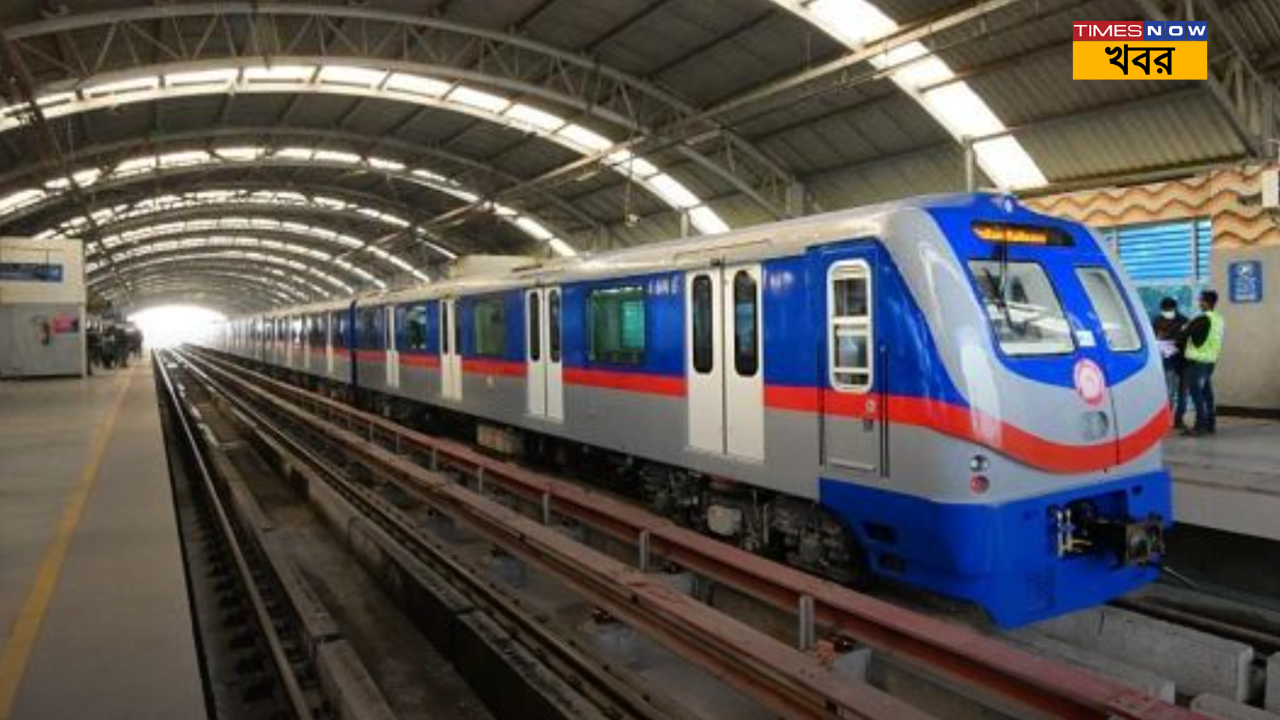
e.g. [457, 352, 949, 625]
[127, 325, 143, 360]
[86, 325, 101, 375]
[99, 325, 116, 369]
[1152, 297, 1188, 429]
[111, 324, 130, 369]
[1181, 289, 1224, 436]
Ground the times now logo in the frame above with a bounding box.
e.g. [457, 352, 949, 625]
[1072, 20, 1208, 41]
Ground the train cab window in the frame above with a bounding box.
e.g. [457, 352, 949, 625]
[829, 263, 872, 391]
[473, 298, 506, 357]
[733, 271, 759, 377]
[549, 290, 561, 363]
[588, 285, 646, 365]
[528, 293, 541, 362]
[1076, 267, 1141, 352]
[402, 306, 428, 350]
[691, 275, 714, 374]
[969, 261, 1074, 356]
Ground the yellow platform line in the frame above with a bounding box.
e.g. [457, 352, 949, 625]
[0, 367, 136, 719]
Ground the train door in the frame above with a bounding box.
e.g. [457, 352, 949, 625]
[325, 312, 336, 376]
[385, 306, 400, 389]
[440, 298, 462, 401]
[323, 313, 334, 376]
[284, 318, 291, 365]
[685, 264, 764, 460]
[820, 255, 883, 477]
[526, 287, 564, 420]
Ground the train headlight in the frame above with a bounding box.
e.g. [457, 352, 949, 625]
[1081, 411, 1110, 441]
[968, 454, 990, 472]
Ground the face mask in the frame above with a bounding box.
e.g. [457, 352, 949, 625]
[1161, 310, 1175, 319]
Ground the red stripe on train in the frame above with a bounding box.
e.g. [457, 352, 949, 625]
[400, 353, 441, 368]
[330, 356, 1165, 473]
[763, 385, 1167, 474]
[462, 358, 525, 377]
[562, 367, 686, 397]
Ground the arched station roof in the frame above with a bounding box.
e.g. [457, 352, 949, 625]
[0, 0, 1274, 312]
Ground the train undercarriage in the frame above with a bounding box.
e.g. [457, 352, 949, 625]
[265, 361, 871, 589]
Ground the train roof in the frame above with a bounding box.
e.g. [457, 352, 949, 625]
[366, 193, 1013, 306]
[241, 192, 1040, 315]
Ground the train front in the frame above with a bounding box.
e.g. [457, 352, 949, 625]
[882, 195, 1172, 627]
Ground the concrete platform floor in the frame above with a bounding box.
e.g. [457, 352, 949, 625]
[1165, 417, 1280, 542]
[0, 357, 205, 720]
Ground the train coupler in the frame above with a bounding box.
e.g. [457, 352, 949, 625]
[1051, 502, 1165, 566]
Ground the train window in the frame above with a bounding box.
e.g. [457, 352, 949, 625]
[528, 293, 541, 362]
[549, 290, 561, 363]
[1076, 267, 1141, 352]
[308, 315, 326, 348]
[358, 307, 381, 350]
[440, 303, 450, 354]
[829, 263, 872, 391]
[692, 275, 714, 374]
[733, 271, 759, 377]
[403, 306, 428, 350]
[969, 261, 1074, 356]
[473, 298, 506, 357]
[588, 285, 646, 365]
[330, 312, 344, 348]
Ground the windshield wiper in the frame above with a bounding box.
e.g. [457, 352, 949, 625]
[980, 267, 1016, 331]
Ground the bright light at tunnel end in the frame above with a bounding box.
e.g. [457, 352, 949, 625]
[128, 305, 225, 349]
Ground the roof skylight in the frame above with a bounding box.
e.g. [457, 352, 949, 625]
[778, 0, 1048, 190]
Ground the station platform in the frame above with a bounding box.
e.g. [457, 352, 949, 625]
[0, 357, 206, 720]
[1165, 417, 1280, 543]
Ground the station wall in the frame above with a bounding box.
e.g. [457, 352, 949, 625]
[1027, 167, 1280, 411]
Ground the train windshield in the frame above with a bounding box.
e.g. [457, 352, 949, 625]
[969, 261, 1074, 356]
[1076, 267, 1141, 352]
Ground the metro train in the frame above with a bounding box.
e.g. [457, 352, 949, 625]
[206, 193, 1173, 627]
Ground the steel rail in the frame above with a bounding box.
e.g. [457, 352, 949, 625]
[169, 348, 700, 720]
[173, 347, 934, 720]
[186, 346, 1213, 720]
[154, 353, 315, 719]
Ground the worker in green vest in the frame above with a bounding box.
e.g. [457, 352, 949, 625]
[1181, 289, 1224, 436]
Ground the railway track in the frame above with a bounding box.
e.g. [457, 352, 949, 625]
[1115, 582, 1280, 657]
[156, 352, 334, 720]
[172, 345, 1213, 720]
[162, 350, 718, 720]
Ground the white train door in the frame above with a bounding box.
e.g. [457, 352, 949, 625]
[385, 305, 400, 389]
[686, 265, 764, 460]
[325, 313, 335, 376]
[546, 288, 564, 420]
[821, 256, 882, 477]
[526, 288, 564, 421]
[440, 298, 462, 401]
